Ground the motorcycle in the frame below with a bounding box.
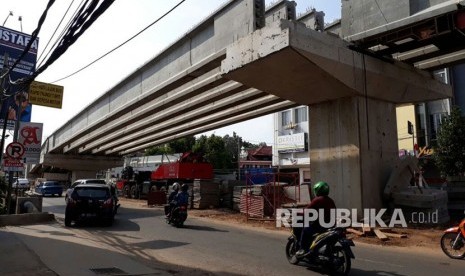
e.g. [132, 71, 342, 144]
[286, 225, 355, 275]
[440, 218, 465, 259]
[165, 204, 188, 227]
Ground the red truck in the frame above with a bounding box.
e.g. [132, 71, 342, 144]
[116, 152, 213, 199]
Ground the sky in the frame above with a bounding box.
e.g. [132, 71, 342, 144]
[1, 0, 341, 147]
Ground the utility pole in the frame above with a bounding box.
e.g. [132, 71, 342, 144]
[0, 53, 14, 213]
[237, 138, 241, 181]
[0, 53, 9, 166]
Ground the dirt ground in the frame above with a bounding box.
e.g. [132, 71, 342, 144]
[120, 198, 454, 250]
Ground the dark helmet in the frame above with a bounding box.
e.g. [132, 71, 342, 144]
[181, 183, 188, 192]
[313, 181, 329, 197]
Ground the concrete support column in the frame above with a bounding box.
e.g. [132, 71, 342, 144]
[71, 171, 99, 183]
[309, 96, 398, 210]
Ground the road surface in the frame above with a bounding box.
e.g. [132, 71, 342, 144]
[40, 196, 464, 275]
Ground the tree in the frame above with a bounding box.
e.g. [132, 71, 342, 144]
[433, 106, 465, 177]
[193, 134, 229, 169]
[145, 136, 196, 156]
[145, 144, 174, 155]
[0, 176, 7, 214]
[223, 132, 241, 170]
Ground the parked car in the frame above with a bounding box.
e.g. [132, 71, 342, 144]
[12, 178, 30, 189]
[65, 179, 107, 202]
[65, 184, 117, 227]
[35, 181, 63, 196]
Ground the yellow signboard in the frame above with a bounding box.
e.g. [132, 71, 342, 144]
[28, 80, 64, 109]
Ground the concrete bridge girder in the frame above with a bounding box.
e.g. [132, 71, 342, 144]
[41, 154, 122, 171]
[104, 97, 296, 155]
[63, 54, 226, 154]
[221, 20, 451, 210]
[87, 86, 266, 154]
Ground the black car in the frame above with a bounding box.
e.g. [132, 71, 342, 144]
[65, 184, 117, 227]
[65, 179, 107, 202]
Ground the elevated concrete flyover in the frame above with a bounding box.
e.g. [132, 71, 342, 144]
[39, 0, 300, 179]
[42, 0, 298, 158]
[38, 0, 453, 209]
[221, 19, 451, 210]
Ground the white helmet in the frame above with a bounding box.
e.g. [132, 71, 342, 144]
[172, 182, 180, 191]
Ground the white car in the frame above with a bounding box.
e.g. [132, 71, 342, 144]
[12, 178, 30, 189]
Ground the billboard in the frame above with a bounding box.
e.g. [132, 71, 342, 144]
[277, 133, 308, 153]
[17, 122, 43, 164]
[0, 26, 38, 129]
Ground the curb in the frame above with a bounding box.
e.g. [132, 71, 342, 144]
[0, 212, 55, 227]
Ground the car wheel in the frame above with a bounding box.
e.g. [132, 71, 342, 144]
[130, 185, 138, 199]
[64, 211, 72, 227]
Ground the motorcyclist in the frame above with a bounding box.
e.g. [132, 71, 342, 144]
[165, 182, 180, 217]
[169, 183, 180, 202]
[296, 181, 336, 257]
[175, 183, 189, 206]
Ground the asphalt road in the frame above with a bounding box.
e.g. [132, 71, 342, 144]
[42, 196, 465, 276]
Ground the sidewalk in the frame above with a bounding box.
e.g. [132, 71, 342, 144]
[0, 222, 169, 276]
[0, 229, 57, 276]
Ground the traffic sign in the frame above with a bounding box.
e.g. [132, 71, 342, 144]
[3, 157, 24, 172]
[6, 142, 25, 159]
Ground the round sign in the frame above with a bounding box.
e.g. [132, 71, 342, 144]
[6, 142, 25, 159]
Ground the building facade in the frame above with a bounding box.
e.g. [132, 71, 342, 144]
[273, 106, 310, 183]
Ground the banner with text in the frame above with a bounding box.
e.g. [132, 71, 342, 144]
[0, 26, 39, 129]
[18, 122, 43, 164]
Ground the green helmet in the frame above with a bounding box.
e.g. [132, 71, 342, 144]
[313, 181, 329, 197]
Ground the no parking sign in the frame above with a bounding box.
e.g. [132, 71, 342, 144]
[5, 142, 25, 159]
[4, 142, 25, 172]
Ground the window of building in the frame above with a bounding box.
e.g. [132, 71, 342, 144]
[282, 110, 291, 126]
[430, 112, 447, 141]
[294, 107, 308, 123]
[434, 69, 448, 84]
[409, 0, 430, 15]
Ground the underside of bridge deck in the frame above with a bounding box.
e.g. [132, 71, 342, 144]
[221, 20, 451, 209]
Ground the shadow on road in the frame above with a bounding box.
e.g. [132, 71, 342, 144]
[181, 224, 229, 232]
[349, 268, 409, 276]
[131, 239, 189, 250]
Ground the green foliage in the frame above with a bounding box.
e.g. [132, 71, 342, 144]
[193, 134, 229, 169]
[144, 133, 264, 171]
[145, 136, 196, 156]
[433, 106, 465, 177]
[0, 176, 7, 214]
[145, 144, 174, 155]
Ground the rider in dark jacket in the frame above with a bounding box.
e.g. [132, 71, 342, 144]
[175, 183, 189, 206]
[166, 183, 180, 217]
[296, 181, 336, 257]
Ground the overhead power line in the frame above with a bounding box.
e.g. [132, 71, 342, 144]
[37, 0, 78, 65]
[9, 0, 115, 92]
[51, 0, 187, 84]
[1, 0, 55, 81]
[38, 0, 86, 67]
